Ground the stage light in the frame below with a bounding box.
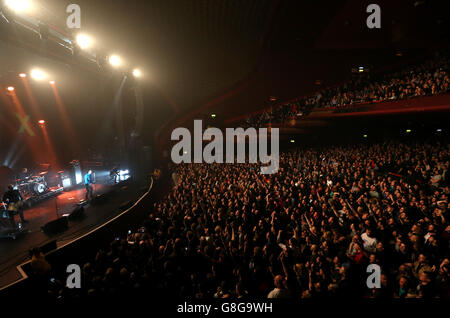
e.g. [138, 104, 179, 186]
[109, 55, 122, 67]
[7, 86, 15, 92]
[76, 34, 93, 49]
[19, 73, 27, 78]
[5, 0, 32, 13]
[31, 69, 47, 81]
[38, 119, 45, 124]
[406, 129, 412, 133]
[118, 169, 130, 181]
[49, 80, 55, 85]
[75, 171, 82, 185]
[132, 68, 142, 78]
[62, 178, 72, 188]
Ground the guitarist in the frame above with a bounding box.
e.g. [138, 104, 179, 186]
[84, 170, 95, 201]
[2, 184, 27, 228]
[109, 166, 119, 184]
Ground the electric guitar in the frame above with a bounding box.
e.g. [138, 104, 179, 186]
[7, 200, 23, 213]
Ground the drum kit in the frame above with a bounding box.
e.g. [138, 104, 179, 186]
[15, 172, 49, 199]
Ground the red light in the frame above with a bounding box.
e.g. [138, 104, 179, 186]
[38, 120, 45, 124]
[19, 73, 27, 78]
[7, 86, 14, 92]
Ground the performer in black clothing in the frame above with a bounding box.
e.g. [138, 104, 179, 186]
[2, 185, 27, 227]
[18, 167, 32, 181]
[110, 166, 119, 184]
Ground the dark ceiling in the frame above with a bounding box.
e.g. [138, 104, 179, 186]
[18, 0, 450, 131]
[44, 0, 448, 116]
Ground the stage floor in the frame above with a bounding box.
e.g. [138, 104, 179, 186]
[0, 181, 145, 289]
[14, 184, 107, 229]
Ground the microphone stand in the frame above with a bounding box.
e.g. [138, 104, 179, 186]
[92, 173, 96, 198]
[54, 194, 59, 219]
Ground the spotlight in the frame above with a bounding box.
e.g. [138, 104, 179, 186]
[19, 73, 27, 78]
[31, 69, 47, 81]
[5, 0, 32, 13]
[38, 119, 45, 124]
[118, 169, 130, 181]
[109, 55, 122, 67]
[75, 171, 82, 185]
[62, 178, 72, 188]
[132, 68, 142, 78]
[76, 34, 93, 49]
[7, 86, 15, 92]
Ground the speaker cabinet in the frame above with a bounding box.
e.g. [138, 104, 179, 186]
[41, 216, 68, 235]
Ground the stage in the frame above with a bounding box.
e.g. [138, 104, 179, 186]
[0, 180, 146, 289]
[1, 185, 106, 234]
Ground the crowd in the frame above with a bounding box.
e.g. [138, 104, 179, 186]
[41, 140, 449, 300]
[246, 51, 450, 127]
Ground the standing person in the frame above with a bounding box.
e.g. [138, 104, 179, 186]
[19, 167, 31, 181]
[2, 184, 26, 227]
[267, 275, 291, 298]
[109, 166, 119, 184]
[84, 170, 94, 201]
